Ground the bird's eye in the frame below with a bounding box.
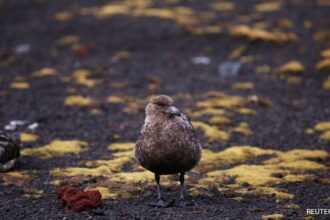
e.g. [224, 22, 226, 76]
[156, 102, 165, 107]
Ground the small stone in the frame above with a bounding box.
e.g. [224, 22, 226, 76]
[191, 56, 211, 65]
[218, 61, 242, 77]
[14, 44, 31, 54]
[28, 122, 39, 131]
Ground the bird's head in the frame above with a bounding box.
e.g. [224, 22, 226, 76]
[146, 95, 181, 118]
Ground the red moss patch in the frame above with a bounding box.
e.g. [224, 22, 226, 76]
[58, 186, 102, 212]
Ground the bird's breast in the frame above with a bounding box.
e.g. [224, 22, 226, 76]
[135, 120, 201, 174]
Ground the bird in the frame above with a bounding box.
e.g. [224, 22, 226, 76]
[0, 131, 20, 172]
[134, 95, 202, 207]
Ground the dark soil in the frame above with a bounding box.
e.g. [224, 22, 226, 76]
[0, 0, 329, 219]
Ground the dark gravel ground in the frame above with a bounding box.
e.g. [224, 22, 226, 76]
[0, 0, 330, 219]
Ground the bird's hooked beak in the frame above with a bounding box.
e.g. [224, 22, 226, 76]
[166, 106, 181, 117]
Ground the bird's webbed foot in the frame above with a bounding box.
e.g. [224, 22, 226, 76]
[148, 198, 175, 208]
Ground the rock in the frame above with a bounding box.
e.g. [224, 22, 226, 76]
[27, 123, 39, 131]
[4, 120, 28, 131]
[191, 56, 211, 65]
[14, 44, 31, 54]
[218, 61, 242, 77]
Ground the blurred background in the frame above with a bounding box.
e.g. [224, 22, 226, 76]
[0, 0, 330, 219]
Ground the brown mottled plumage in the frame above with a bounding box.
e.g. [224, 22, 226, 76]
[0, 131, 20, 172]
[135, 95, 202, 206]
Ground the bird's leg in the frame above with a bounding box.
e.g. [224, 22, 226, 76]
[174, 172, 193, 207]
[179, 172, 185, 200]
[148, 173, 174, 207]
[155, 173, 162, 200]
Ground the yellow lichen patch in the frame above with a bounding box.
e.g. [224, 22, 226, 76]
[305, 128, 314, 135]
[90, 108, 102, 115]
[88, 4, 130, 19]
[247, 95, 273, 106]
[58, 35, 80, 45]
[50, 165, 113, 177]
[237, 187, 294, 200]
[211, 2, 235, 11]
[32, 67, 57, 77]
[185, 108, 229, 118]
[252, 21, 270, 29]
[262, 214, 284, 220]
[110, 82, 127, 89]
[231, 82, 254, 90]
[314, 121, 330, 131]
[61, 76, 71, 83]
[197, 95, 244, 108]
[286, 76, 302, 84]
[87, 186, 119, 199]
[230, 25, 298, 43]
[109, 171, 154, 183]
[239, 55, 256, 63]
[20, 133, 39, 143]
[51, 149, 134, 179]
[231, 122, 253, 136]
[192, 146, 328, 200]
[64, 95, 94, 106]
[21, 140, 88, 158]
[107, 96, 126, 103]
[86, 171, 155, 199]
[228, 45, 248, 60]
[323, 78, 330, 90]
[108, 142, 135, 151]
[275, 60, 305, 76]
[321, 49, 330, 58]
[208, 116, 232, 125]
[316, 58, 330, 71]
[0, 170, 36, 186]
[208, 165, 282, 186]
[123, 96, 151, 115]
[73, 69, 100, 88]
[204, 91, 226, 97]
[23, 188, 44, 198]
[106, 95, 151, 114]
[85, 157, 134, 173]
[146, 75, 161, 92]
[317, 0, 330, 6]
[237, 108, 257, 116]
[53, 11, 75, 21]
[192, 121, 230, 142]
[196, 146, 278, 172]
[254, 2, 282, 12]
[10, 82, 30, 89]
[113, 51, 131, 61]
[278, 160, 327, 170]
[283, 203, 300, 209]
[314, 30, 330, 42]
[256, 65, 271, 74]
[278, 19, 293, 29]
[320, 131, 330, 141]
[232, 196, 244, 202]
[263, 149, 329, 165]
[320, 178, 330, 185]
[283, 174, 315, 183]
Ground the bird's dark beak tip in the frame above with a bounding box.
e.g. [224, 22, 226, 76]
[167, 106, 181, 117]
